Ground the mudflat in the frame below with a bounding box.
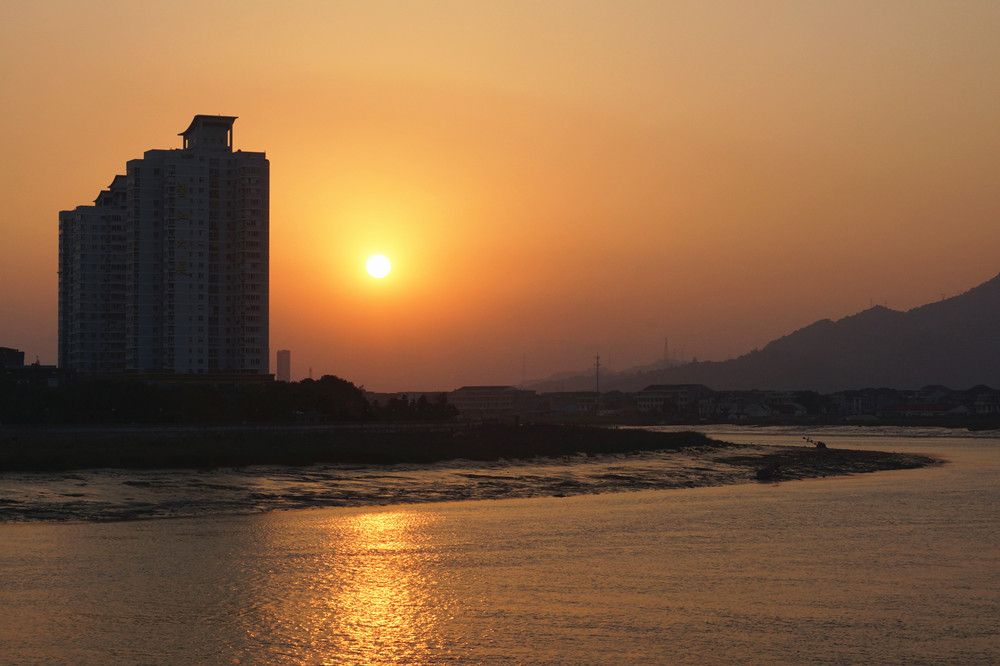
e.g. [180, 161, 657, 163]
[0, 424, 936, 475]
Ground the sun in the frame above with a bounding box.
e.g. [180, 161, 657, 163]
[366, 254, 391, 278]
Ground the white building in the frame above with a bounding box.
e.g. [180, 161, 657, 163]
[636, 384, 713, 413]
[59, 115, 269, 377]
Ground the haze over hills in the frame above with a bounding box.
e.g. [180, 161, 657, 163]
[527, 272, 1000, 394]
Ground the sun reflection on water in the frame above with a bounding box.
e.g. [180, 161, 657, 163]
[252, 509, 452, 664]
[333, 512, 440, 660]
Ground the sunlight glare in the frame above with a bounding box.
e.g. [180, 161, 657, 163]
[366, 254, 391, 279]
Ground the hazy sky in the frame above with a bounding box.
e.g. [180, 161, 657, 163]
[3, 1, 999, 391]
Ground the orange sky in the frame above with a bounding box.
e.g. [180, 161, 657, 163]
[2, 1, 999, 391]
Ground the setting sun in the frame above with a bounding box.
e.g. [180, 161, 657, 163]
[4, 1, 1000, 393]
[366, 254, 391, 279]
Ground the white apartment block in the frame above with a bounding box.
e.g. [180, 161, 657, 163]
[58, 115, 269, 377]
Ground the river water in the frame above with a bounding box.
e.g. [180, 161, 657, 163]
[0, 426, 997, 664]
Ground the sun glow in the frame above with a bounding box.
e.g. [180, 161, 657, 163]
[366, 254, 391, 279]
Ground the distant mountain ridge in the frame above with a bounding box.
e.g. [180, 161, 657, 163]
[527, 272, 1000, 393]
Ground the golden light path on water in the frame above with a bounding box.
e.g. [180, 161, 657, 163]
[247, 510, 451, 663]
[331, 512, 438, 660]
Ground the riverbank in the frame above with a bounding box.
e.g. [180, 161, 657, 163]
[714, 445, 937, 481]
[0, 425, 941, 522]
[0, 423, 937, 474]
[1, 431, 990, 665]
[0, 424, 713, 471]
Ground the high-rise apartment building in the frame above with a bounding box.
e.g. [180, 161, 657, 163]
[59, 115, 269, 377]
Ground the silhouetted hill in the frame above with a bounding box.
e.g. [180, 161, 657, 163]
[528, 272, 1000, 393]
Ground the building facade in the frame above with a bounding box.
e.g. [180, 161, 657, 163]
[58, 175, 128, 374]
[59, 115, 269, 377]
[0, 347, 26, 368]
[449, 386, 537, 420]
[635, 384, 713, 413]
[276, 349, 291, 382]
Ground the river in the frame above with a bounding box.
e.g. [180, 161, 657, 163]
[0, 426, 996, 664]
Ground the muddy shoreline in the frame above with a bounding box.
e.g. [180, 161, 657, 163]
[0, 425, 940, 523]
[0, 424, 938, 474]
[0, 424, 721, 471]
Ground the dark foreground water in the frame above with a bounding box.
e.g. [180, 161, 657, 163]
[0, 427, 997, 664]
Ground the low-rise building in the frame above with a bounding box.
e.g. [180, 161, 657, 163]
[0, 347, 25, 368]
[536, 391, 600, 416]
[450, 386, 536, 420]
[636, 384, 713, 414]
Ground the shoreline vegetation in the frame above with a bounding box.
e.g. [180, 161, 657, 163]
[0, 424, 936, 479]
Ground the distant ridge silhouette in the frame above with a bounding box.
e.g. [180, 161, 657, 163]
[528, 272, 1000, 393]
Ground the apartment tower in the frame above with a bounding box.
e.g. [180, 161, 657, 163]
[58, 115, 269, 377]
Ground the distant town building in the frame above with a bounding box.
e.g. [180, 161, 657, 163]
[636, 384, 714, 413]
[276, 349, 291, 382]
[58, 115, 269, 377]
[0, 347, 25, 368]
[0, 348, 60, 387]
[450, 385, 537, 420]
[536, 391, 600, 415]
